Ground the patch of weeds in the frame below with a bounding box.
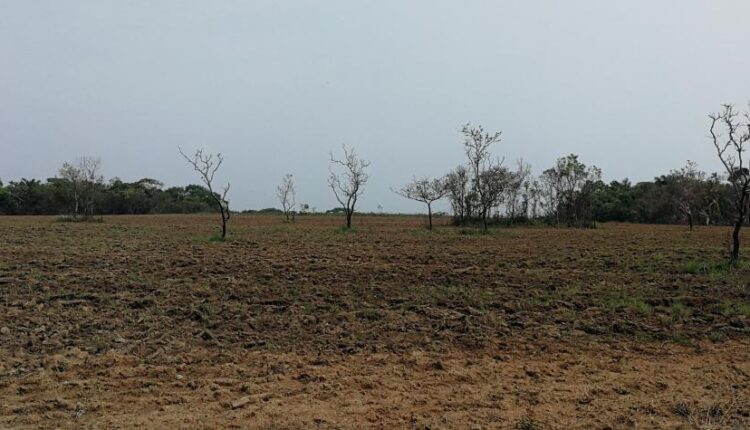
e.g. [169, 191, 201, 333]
[670, 333, 692, 345]
[708, 331, 724, 343]
[457, 228, 483, 236]
[515, 296, 548, 311]
[192, 233, 236, 243]
[334, 226, 358, 234]
[672, 401, 693, 419]
[720, 300, 750, 317]
[125, 271, 145, 285]
[426, 284, 490, 310]
[515, 415, 543, 430]
[55, 215, 104, 223]
[208, 234, 230, 242]
[670, 301, 692, 322]
[606, 296, 652, 315]
[356, 308, 384, 321]
[409, 227, 450, 237]
[199, 302, 218, 315]
[680, 260, 731, 276]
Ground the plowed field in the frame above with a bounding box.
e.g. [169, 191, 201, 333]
[1, 215, 748, 429]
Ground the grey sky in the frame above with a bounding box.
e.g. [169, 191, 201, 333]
[2, 1, 750, 212]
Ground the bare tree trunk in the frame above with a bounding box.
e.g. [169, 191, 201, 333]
[346, 210, 352, 229]
[220, 208, 227, 239]
[688, 212, 693, 231]
[731, 219, 741, 266]
[427, 203, 433, 231]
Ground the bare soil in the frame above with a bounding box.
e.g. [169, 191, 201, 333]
[0, 215, 748, 429]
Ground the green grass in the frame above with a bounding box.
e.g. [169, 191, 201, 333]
[334, 226, 359, 234]
[670, 301, 692, 322]
[55, 215, 104, 223]
[356, 308, 384, 321]
[720, 300, 750, 317]
[191, 233, 236, 243]
[606, 296, 652, 315]
[681, 260, 732, 275]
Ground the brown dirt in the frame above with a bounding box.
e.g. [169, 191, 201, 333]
[0, 215, 748, 429]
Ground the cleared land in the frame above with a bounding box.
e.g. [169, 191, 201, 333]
[0, 214, 749, 429]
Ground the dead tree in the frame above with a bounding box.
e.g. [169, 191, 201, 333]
[179, 147, 231, 239]
[328, 145, 369, 229]
[277, 174, 296, 222]
[395, 177, 448, 230]
[709, 104, 750, 265]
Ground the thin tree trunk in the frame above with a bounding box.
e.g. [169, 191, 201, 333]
[731, 218, 742, 266]
[220, 208, 227, 239]
[427, 203, 433, 231]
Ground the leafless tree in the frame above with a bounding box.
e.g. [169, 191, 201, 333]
[277, 174, 296, 222]
[395, 177, 448, 230]
[328, 145, 370, 228]
[709, 104, 750, 265]
[462, 123, 504, 231]
[179, 147, 231, 239]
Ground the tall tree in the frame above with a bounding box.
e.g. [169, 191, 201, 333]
[445, 165, 471, 224]
[540, 154, 601, 227]
[328, 145, 370, 229]
[709, 104, 750, 265]
[670, 161, 705, 231]
[462, 123, 504, 231]
[179, 147, 231, 239]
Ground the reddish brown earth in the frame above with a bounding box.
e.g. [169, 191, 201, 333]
[0, 215, 748, 429]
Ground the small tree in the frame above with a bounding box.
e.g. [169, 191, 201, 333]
[709, 104, 750, 265]
[395, 177, 448, 230]
[179, 147, 231, 239]
[328, 145, 370, 229]
[277, 174, 296, 222]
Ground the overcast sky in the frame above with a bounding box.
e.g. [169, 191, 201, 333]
[2, 1, 750, 212]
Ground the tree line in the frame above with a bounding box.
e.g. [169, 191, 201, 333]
[2, 102, 749, 264]
[0, 157, 217, 217]
[0, 143, 738, 229]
